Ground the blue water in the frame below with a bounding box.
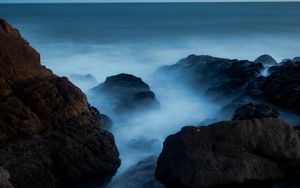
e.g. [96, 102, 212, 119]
[1, 3, 300, 82]
[1, 3, 300, 187]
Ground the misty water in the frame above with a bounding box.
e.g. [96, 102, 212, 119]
[1, 2, 300, 187]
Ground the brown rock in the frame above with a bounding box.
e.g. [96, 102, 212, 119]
[0, 18, 120, 188]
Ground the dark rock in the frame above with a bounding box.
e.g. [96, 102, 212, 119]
[91, 73, 159, 114]
[156, 55, 263, 100]
[0, 19, 120, 188]
[293, 57, 300, 62]
[246, 61, 300, 114]
[254, 54, 277, 65]
[232, 103, 279, 120]
[109, 156, 164, 188]
[156, 116, 300, 188]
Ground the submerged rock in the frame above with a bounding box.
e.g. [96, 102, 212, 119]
[156, 106, 300, 188]
[91, 73, 159, 114]
[254, 54, 277, 65]
[0, 19, 120, 188]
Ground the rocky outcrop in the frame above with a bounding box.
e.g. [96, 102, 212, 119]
[156, 55, 263, 99]
[156, 105, 300, 188]
[254, 54, 277, 65]
[0, 19, 120, 188]
[91, 73, 159, 114]
[245, 60, 300, 114]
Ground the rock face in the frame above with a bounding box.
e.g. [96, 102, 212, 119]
[157, 55, 263, 99]
[0, 19, 120, 188]
[246, 61, 300, 114]
[91, 73, 159, 114]
[254, 54, 277, 65]
[156, 105, 300, 188]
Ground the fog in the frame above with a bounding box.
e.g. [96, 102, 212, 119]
[32, 35, 300, 184]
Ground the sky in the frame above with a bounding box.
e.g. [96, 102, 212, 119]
[1, 0, 300, 3]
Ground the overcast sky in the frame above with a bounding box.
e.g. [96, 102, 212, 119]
[1, 0, 300, 3]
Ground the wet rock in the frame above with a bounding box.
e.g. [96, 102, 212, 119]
[156, 55, 263, 100]
[0, 19, 120, 188]
[91, 73, 159, 114]
[156, 107, 300, 188]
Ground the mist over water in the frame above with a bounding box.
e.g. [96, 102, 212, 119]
[1, 2, 300, 187]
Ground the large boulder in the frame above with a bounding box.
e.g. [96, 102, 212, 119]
[91, 73, 159, 114]
[156, 105, 300, 188]
[0, 19, 120, 188]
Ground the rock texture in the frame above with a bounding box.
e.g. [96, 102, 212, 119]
[91, 73, 159, 114]
[254, 54, 277, 65]
[156, 105, 300, 188]
[245, 60, 300, 114]
[157, 55, 263, 99]
[0, 19, 120, 188]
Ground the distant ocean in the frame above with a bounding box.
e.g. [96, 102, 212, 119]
[0, 2, 300, 83]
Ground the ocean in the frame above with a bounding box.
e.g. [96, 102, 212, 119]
[1, 3, 300, 187]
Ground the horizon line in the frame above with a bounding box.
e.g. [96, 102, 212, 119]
[1, 1, 300, 4]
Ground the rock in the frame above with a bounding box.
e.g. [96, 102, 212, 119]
[0, 167, 14, 188]
[91, 73, 159, 114]
[254, 54, 277, 65]
[109, 156, 164, 188]
[0, 19, 120, 188]
[293, 57, 300, 62]
[156, 55, 263, 100]
[156, 109, 300, 187]
[99, 113, 113, 129]
[246, 61, 300, 114]
[232, 103, 279, 120]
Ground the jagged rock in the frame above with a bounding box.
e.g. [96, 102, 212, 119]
[91, 73, 159, 114]
[0, 167, 14, 188]
[246, 61, 300, 114]
[0, 19, 120, 188]
[254, 54, 277, 65]
[232, 103, 279, 120]
[156, 107, 300, 188]
[108, 156, 163, 188]
[156, 55, 263, 100]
